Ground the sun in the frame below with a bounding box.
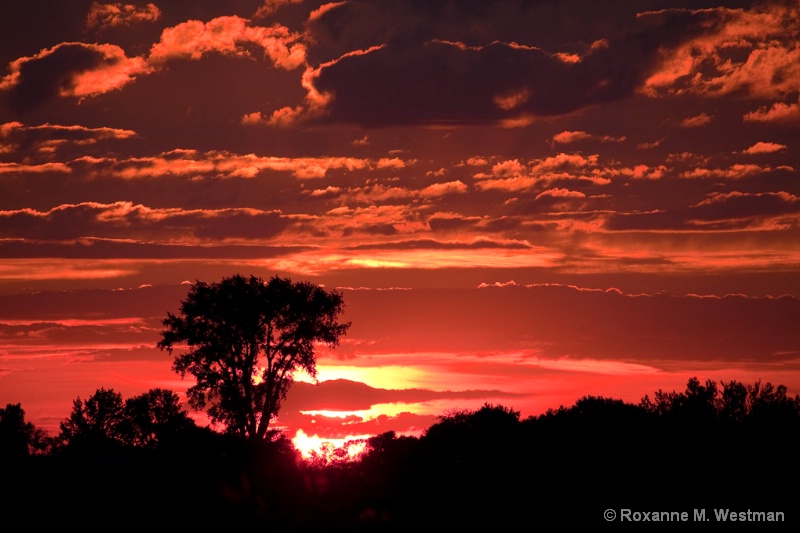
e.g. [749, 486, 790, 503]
[291, 429, 369, 464]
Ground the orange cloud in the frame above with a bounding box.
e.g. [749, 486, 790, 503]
[680, 113, 713, 128]
[85, 2, 161, 29]
[420, 181, 468, 197]
[493, 87, 531, 111]
[642, 3, 800, 99]
[473, 175, 538, 192]
[535, 188, 586, 200]
[744, 98, 800, 123]
[491, 159, 527, 178]
[253, 0, 304, 19]
[681, 164, 794, 180]
[68, 151, 378, 180]
[0, 43, 150, 102]
[742, 142, 787, 155]
[530, 153, 599, 173]
[148, 16, 306, 70]
[0, 162, 71, 174]
[265, 44, 385, 126]
[695, 190, 799, 207]
[552, 131, 625, 144]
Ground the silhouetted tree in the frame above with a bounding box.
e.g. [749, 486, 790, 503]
[639, 376, 719, 424]
[719, 379, 749, 423]
[119, 388, 197, 448]
[0, 403, 49, 458]
[57, 387, 197, 451]
[57, 387, 126, 451]
[158, 274, 350, 441]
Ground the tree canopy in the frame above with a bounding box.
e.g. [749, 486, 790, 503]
[57, 387, 196, 451]
[158, 274, 350, 441]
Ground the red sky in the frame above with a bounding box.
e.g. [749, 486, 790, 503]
[1, 0, 799, 448]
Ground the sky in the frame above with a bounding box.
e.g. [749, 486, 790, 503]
[1, 0, 799, 450]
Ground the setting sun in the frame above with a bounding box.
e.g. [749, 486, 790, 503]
[291, 429, 369, 463]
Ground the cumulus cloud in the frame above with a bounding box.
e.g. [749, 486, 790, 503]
[148, 16, 305, 70]
[680, 113, 713, 128]
[744, 98, 800, 123]
[0, 15, 305, 113]
[641, 3, 800, 100]
[551, 130, 625, 144]
[742, 142, 787, 155]
[279, 0, 800, 127]
[291, 0, 679, 126]
[420, 180, 468, 197]
[85, 2, 161, 29]
[253, 0, 305, 19]
[0, 43, 150, 112]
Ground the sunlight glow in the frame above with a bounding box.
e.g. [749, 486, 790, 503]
[291, 429, 369, 463]
[314, 364, 429, 389]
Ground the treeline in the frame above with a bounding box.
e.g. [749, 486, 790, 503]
[2, 377, 799, 527]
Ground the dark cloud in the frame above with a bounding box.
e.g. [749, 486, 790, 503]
[2, 43, 114, 114]
[346, 238, 531, 251]
[302, 0, 738, 126]
[282, 378, 524, 411]
[304, 0, 648, 64]
[277, 411, 438, 438]
[342, 285, 800, 362]
[0, 284, 187, 320]
[606, 191, 800, 231]
[0, 203, 290, 242]
[0, 239, 308, 259]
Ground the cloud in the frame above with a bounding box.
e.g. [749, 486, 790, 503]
[0, 122, 136, 158]
[641, 3, 800, 100]
[282, 378, 523, 412]
[85, 2, 161, 30]
[535, 188, 586, 201]
[551, 130, 625, 144]
[680, 113, 713, 128]
[62, 150, 376, 180]
[680, 164, 794, 180]
[0, 43, 150, 112]
[692, 191, 799, 221]
[473, 153, 605, 192]
[340, 285, 800, 363]
[294, 0, 700, 126]
[283, 0, 800, 127]
[0, 162, 71, 175]
[743, 98, 800, 123]
[148, 16, 306, 70]
[742, 142, 787, 155]
[253, 0, 305, 19]
[420, 180, 468, 197]
[345, 238, 532, 251]
[1, 15, 305, 114]
[305, 39, 644, 126]
[0, 202, 290, 243]
[606, 190, 800, 231]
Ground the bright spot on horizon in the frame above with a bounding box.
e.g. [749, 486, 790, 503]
[291, 429, 369, 462]
[293, 364, 429, 389]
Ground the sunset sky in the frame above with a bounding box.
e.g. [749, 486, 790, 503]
[1, 0, 799, 449]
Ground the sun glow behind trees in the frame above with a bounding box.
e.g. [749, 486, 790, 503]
[291, 428, 369, 463]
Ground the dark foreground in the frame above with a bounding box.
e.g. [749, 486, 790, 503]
[3, 378, 799, 530]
